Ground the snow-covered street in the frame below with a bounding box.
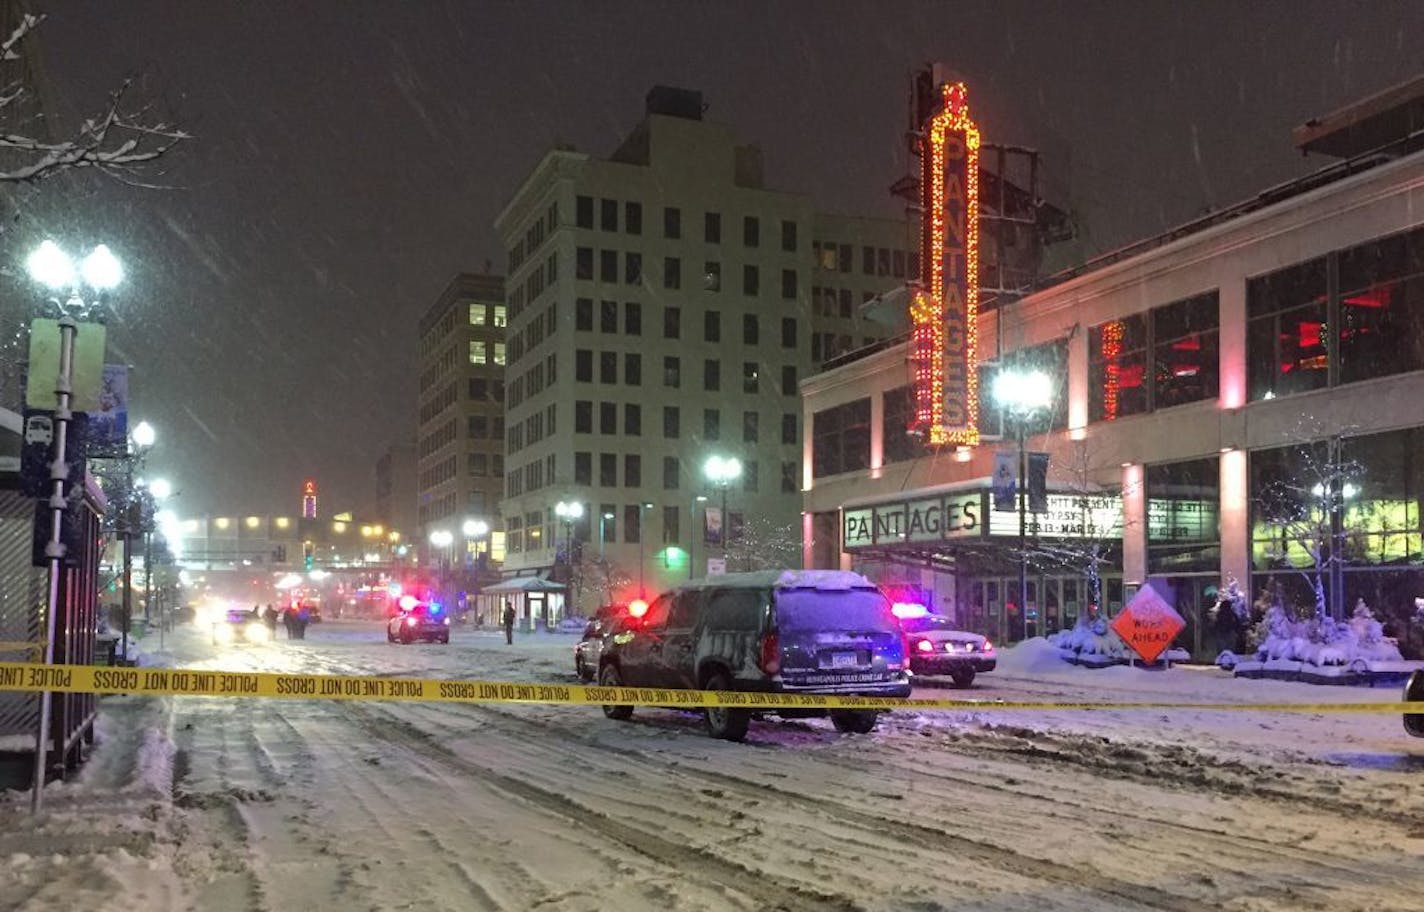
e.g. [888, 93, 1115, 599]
[3, 620, 1423, 911]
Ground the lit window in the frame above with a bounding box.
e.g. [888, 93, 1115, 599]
[469, 340, 487, 365]
[469, 303, 486, 326]
[492, 343, 507, 366]
[492, 305, 507, 327]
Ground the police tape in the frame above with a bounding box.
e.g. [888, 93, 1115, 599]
[0, 662, 1419, 714]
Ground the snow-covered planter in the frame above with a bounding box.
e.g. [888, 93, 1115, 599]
[1234, 599, 1424, 683]
[1048, 615, 1129, 667]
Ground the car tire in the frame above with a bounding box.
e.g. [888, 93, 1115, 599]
[575, 656, 588, 682]
[702, 673, 750, 742]
[400, 630, 412, 645]
[951, 668, 976, 689]
[599, 664, 634, 720]
[440, 634, 450, 645]
[1404, 670, 1424, 738]
[829, 709, 879, 734]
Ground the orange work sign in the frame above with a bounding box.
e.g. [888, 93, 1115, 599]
[1110, 584, 1185, 663]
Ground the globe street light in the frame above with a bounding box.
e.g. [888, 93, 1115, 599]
[599, 510, 614, 557]
[555, 501, 584, 576]
[26, 240, 123, 816]
[148, 478, 173, 501]
[690, 494, 708, 580]
[993, 368, 1055, 643]
[703, 456, 743, 563]
[131, 420, 156, 449]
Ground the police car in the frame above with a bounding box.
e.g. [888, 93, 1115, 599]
[386, 595, 451, 644]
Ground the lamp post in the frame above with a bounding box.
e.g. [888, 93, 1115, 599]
[25, 240, 122, 815]
[428, 529, 453, 604]
[599, 510, 614, 557]
[690, 495, 708, 579]
[993, 369, 1054, 643]
[637, 502, 653, 598]
[703, 456, 743, 563]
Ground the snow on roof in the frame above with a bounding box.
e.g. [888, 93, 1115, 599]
[678, 569, 876, 591]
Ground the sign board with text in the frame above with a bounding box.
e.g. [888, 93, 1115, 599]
[1109, 583, 1185, 663]
[843, 493, 983, 550]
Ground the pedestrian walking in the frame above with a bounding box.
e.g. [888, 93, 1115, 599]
[283, 605, 296, 639]
[263, 604, 278, 638]
[502, 599, 516, 645]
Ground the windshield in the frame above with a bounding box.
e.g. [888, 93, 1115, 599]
[774, 588, 897, 632]
[898, 615, 959, 634]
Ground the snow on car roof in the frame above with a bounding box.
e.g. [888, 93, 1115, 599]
[676, 569, 877, 591]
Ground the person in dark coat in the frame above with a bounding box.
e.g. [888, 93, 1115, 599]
[263, 604, 278, 638]
[502, 600, 516, 645]
[295, 604, 311, 640]
[283, 605, 297, 639]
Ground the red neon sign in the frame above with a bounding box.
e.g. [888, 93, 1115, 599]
[910, 81, 980, 446]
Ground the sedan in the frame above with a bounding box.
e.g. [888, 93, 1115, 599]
[387, 599, 451, 644]
[896, 608, 996, 687]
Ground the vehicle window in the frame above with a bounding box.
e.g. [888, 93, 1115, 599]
[640, 594, 671, 629]
[703, 588, 765, 631]
[666, 592, 701, 628]
[898, 615, 955, 634]
[774, 588, 896, 632]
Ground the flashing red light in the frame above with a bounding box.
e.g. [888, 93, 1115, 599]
[627, 599, 649, 618]
[406, 616, 417, 627]
[758, 630, 781, 675]
[398, 595, 418, 611]
[915, 639, 935, 653]
[891, 602, 930, 619]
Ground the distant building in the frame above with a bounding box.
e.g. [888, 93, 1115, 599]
[495, 86, 910, 613]
[416, 273, 506, 550]
[374, 440, 418, 540]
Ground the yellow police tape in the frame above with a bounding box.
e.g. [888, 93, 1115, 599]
[0, 661, 1418, 714]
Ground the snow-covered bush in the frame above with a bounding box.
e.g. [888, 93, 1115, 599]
[1251, 596, 1402, 666]
[1049, 614, 1132, 662]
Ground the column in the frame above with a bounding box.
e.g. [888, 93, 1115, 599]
[1121, 463, 1146, 585]
[1219, 449, 1249, 588]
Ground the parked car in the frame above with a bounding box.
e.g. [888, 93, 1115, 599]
[893, 605, 995, 688]
[387, 597, 451, 644]
[596, 571, 911, 741]
[212, 607, 270, 646]
[1404, 670, 1424, 737]
[575, 605, 628, 682]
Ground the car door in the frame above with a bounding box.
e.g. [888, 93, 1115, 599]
[659, 591, 703, 689]
[618, 594, 670, 687]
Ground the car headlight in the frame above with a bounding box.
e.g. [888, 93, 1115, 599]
[213, 624, 234, 643]
[246, 622, 270, 643]
[443, 617, 450, 625]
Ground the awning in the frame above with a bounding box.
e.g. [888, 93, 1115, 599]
[481, 577, 566, 594]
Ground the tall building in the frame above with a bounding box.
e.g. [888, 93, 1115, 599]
[416, 273, 506, 544]
[495, 86, 909, 611]
[374, 440, 418, 539]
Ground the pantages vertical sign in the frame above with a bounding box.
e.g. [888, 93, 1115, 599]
[908, 78, 980, 447]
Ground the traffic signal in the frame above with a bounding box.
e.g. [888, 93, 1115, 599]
[303, 540, 314, 570]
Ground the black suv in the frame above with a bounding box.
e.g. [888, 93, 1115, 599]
[596, 570, 912, 741]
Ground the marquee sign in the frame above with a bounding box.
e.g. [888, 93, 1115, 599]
[843, 493, 982, 549]
[909, 81, 981, 447]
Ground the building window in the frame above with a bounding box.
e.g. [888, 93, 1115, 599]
[575, 452, 592, 485]
[781, 461, 797, 493]
[837, 244, 852, 273]
[492, 343, 505, 366]
[600, 351, 617, 384]
[576, 195, 593, 229]
[893, 250, 906, 278]
[575, 401, 592, 434]
[743, 264, 759, 296]
[599, 401, 616, 434]
[599, 249, 618, 283]
[625, 353, 642, 386]
[624, 504, 641, 543]
[781, 412, 797, 445]
[1090, 291, 1219, 421]
[663, 505, 679, 543]
[624, 454, 641, 488]
[743, 411, 759, 443]
[1146, 457, 1220, 573]
[625, 301, 642, 336]
[625, 403, 642, 436]
[743, 460, 758, 492]
[742, 362, 759, 394]
[575, 349, 592, 382]
[812, 398, 872, 478]
[704, 261, 721, 292]
[599, 453, 617, 487]
[664, 256, 681, 289]
[705, 212, 721, 244]
[469, 340, 487, 365]
[1088, 315, 1149, 421]
[704, 359, 720, 391]
[576, 247, 593, 280]
[492, 305, 506, 328]
[468, 453, 488, 476]
[600, 198, 618, 231]
[600, 504, 616, 542]
[469, 303, 486, 326]
[980, 338, 1070, 436]
[625, 252, 642, 285]
[882, 386, 917, 464]
[704, 408, 720, 440]
[1337, 228, 1424, 384]
[600, 300, 618, 333]
[862, 246, 875, 275]
[625, 201, 642, 235]
[468, 415, 488, 438]
[743, 314, 759, 346]
[664, 206, 681, 239]
[781, 220, 797, 252]
[1247, 259, 1328, 402]
[781, 317, 797, 348]
[743, 215, 760, 248]
[705, 310, 721, 343]
[576, 297, 593, 331]
[469, 378, 488, 400]
[781, 365, 797, 396]
[663, 356, 681, 389]
[663, 405, 680, 438]
[663, 456, 680, 490]
[664, 306, 681, 339]
[781, 269, 798, 299]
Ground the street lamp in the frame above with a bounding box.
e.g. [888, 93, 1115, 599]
[703, 456, 743, 562]
[690, 495, 708, 579]
[993, 368, 1054, 643]
[26, 240, 123, 816]
[131, 420, 156, 449]
[637, 502, 653, 598]
[554, 501, 583, 569]
[599, 510, 614, 557]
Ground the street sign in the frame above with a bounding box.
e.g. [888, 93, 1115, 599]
[706, 558, 726, 576]
[25, 318, 106, 411]
[1109, 583, 1185, 663]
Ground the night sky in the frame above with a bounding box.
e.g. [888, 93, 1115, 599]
[14, 0, 1423, 519]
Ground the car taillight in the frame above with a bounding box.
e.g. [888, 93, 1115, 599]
[406, 616, 417, 627]
[758, 630, 780, 675]
[983, 640, 993, 651]
[915, 639, 934, 653]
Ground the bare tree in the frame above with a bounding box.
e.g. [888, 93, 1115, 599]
[724, 516, 801, 572]
[0, 14, 188, 185]
[1253, 421, 1363, 622]
[1028, 438, 1130, 620]
[570, 552, 631, 612]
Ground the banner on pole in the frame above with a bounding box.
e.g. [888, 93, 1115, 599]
[992, 451, 1017, 512]
[1028, 452, 1050, 514]
[87, 364, 129, 453]
[704, 506, 723, 545]
[25, 319, 106, 411]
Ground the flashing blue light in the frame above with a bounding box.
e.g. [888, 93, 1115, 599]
[430, 603, 442, 614]
[387, 583, 402, 597]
